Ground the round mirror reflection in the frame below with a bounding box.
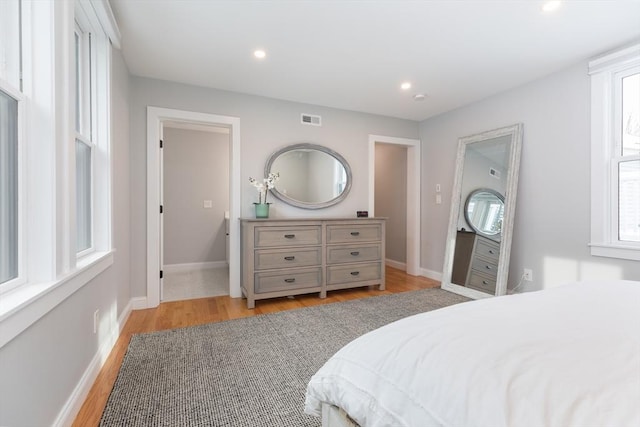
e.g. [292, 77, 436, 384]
[464, 188, 504, 238]
[265, 143, 352, 209]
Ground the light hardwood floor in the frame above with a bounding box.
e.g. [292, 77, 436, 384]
[72, 266, 439, 426]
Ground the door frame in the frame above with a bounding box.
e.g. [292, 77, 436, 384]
[368, 135, 421, 276]
[147, 106, 241, 307]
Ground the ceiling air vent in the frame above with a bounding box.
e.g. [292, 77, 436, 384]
[301, 113, 322, 126]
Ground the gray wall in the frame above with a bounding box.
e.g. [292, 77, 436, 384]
[0, 47, 131, 426]
[163, 128, 229, 265]
[375, 143, 407, 264]
[420, 61, 640, 291]
[130, 76, 419, 298]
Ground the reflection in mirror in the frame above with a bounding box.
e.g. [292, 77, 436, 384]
[265, 143, 352, 209]
[464, 189, 504, 238]
[442, 124, 523, 298]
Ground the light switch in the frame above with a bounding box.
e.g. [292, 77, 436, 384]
[436, 194, 442, 205]
[435, 184, 441, 192]
[203, 200, 213, 208]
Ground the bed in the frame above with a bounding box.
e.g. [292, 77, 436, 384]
[305, 280, 640, 427]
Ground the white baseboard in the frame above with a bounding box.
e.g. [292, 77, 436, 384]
[385, 258, 406, 271]
[131, 296, 149, 310]
[420, 268, 442, 282]
[163, 261, 227, 273]
[53, 298, 135, 427]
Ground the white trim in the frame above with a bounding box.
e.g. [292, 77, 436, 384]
[130, 296, 148, 311]
[87, 0, 121, 49]
[0, 251, 114, 348]
[368, 134, 421, 276]
[163, 261, 228, 273]
[385, 258, 406, 271]
[52, 295, 133, 426]
[419, 267, 442, 282]
[147, 107, 241, 308]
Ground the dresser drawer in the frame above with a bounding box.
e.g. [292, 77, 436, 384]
[327, 244, 381, 264]
[326, 262, 381, 285]
[326, 224, 382, 244]
[475, 238, 500, 261]
[255, 268, 322, 293]
[255, 247, 321, 270]
[255, 226, 321, 247]
[467, 271, 497, 293]
[470, 256, 499, 279]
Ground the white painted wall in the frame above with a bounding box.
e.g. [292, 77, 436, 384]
[0, 47, 132, 426]
[129, 77, 420, 298]
[420, 62, 640, 291]
[163, 128, 229, 265]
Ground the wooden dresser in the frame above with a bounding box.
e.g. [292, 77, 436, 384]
[240, 218, 386, 308]
[451, 230, 500, 294]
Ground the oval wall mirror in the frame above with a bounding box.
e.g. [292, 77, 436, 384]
[464, 188, 504, 238]
[265, 143, 352, 209]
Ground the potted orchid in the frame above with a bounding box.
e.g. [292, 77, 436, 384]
[249, 172, 280, 218]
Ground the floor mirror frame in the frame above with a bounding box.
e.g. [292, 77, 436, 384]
[441, 123, 523, 299]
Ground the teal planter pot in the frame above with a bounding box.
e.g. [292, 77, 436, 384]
[254, 203, 270, 218]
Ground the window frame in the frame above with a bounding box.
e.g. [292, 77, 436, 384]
[589, 43, 640, 261]
[0, 0, 118, 349]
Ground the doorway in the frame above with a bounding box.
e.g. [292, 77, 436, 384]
[368, 135, 421, 276]
[147, 107, 241, 308]
[161, 122, 230, 301]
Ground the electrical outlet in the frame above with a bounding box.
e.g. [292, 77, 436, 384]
[93, 309, 99, 334]
[523, 268, 533, 281]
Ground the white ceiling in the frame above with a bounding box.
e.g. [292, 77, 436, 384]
[110, 0, 640, 122]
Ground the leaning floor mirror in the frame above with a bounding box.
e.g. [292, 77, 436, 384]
[441, 124, 523, 298]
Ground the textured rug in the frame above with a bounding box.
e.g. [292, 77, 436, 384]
[100, 288, 469, 426]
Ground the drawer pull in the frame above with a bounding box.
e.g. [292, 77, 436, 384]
[350, 271, 360, 276]
[350, 231, 360, 236]
[350, 251, 360, 256]
[284, 278, 296, 283]
[284, 256, 295, 261]
[488, 250, 495, 254]
[485, 265, 492, 270]
[482, 280, 489, 285]
[284, 234, 295, 239]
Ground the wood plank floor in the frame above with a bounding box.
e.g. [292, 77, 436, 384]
[72, 266, 439, 426]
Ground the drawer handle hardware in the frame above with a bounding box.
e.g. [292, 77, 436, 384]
[482, 280, 489, 285]
[284, 278, 296, 283]
[284, 234, 295, 239]
[350, 231, 360, 236]
[488, 250, 495, 254]
[485, 265, 492, 270]
[350, 251, 360, 256]
[350, 271, 360, 276]
[284, 256, 295, 261]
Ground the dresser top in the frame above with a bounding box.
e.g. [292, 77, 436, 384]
[240, 217, 386, 222]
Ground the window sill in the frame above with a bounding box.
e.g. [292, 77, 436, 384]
[0, 250, 114, 348]
[589, 243, 640, 261]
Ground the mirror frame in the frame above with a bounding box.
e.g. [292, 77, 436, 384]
[441, 123, 523, 298]
[264, 143, 353, 209]
[463, 188, 505, 238]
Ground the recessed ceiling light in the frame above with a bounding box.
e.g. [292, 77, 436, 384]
[254, 49, 266, 59]
[542, 1, 561, 12]
[400, 82, 412, 90]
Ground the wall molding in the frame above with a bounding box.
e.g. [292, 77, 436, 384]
[420, 267, 442, 282]
[385, 258, 406, 271]
[163, 261, 228, 273]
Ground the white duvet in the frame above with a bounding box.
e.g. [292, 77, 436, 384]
[305, 281, 640, 427]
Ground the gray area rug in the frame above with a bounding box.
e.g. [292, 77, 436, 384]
[100, 289, 469, 426]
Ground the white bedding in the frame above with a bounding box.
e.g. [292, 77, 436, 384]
[305, 280, 640, 427]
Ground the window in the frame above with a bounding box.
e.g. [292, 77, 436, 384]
[589, 44, 640, 261]
[74, 21, 93, 253]
[0, 0, 22, 289]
